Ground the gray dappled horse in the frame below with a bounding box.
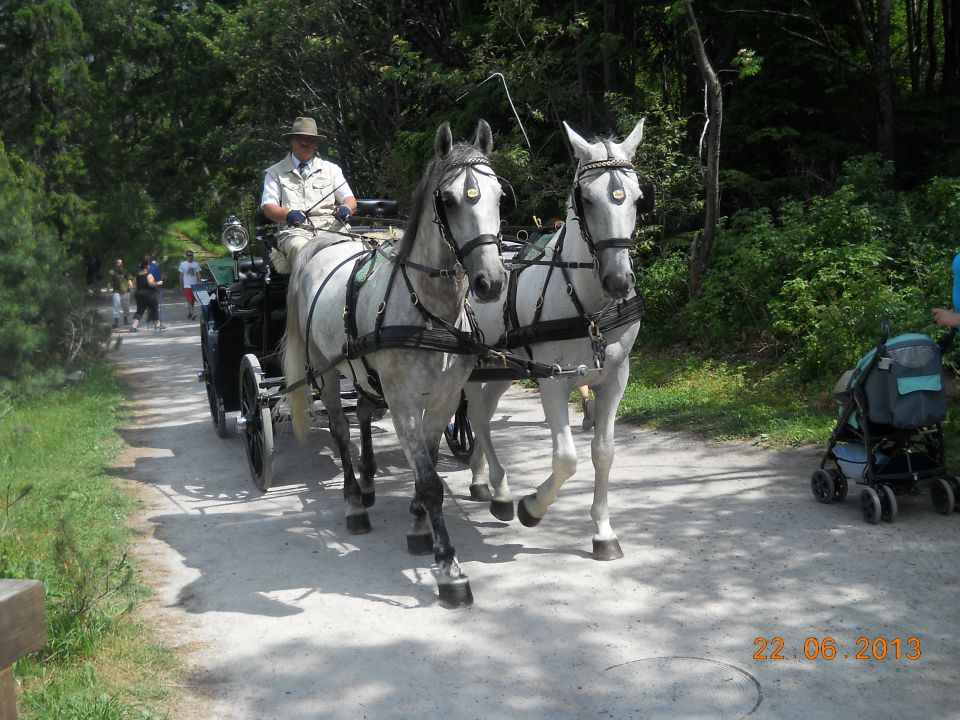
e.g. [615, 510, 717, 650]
[464, 120, 647, 560]
[283, 120, 508, 607]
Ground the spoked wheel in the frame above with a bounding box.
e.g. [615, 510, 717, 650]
[878, 484, 898, 523]
[202, 347, 229, 438]
[931, 477, 955, 516]
[240, 354, 274, 492]
[860, 487, 882, 525]
[811, 469, 835, 504]
[950, 477, 960, 512]
[444, 391, 475, 463]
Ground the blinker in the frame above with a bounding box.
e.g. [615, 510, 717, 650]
[464, 166, 481, 205]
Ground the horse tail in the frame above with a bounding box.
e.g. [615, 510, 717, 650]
[283, 244, 323, 441]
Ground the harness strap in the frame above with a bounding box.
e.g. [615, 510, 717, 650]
[497, 294, 645, 350]
[301, 249, 370, 391]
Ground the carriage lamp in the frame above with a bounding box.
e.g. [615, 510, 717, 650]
[221, 215, 249, 253]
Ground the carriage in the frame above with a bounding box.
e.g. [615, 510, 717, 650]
[194, 200, 402, 491]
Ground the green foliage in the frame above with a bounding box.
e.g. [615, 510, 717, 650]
[674, 157, 958, 382]
[0, 143, 107, 395]
[1, 364, 174, 718]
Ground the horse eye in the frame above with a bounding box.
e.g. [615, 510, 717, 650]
[441, 190, 457, 206]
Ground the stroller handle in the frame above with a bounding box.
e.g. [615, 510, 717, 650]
[939, 326, 958, 354]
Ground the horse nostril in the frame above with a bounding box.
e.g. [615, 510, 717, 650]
[474, 276, 491, 296]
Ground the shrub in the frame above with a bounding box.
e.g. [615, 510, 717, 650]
[0, 142, 105, 395]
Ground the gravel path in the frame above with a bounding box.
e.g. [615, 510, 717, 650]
[106, 294, 960, 720]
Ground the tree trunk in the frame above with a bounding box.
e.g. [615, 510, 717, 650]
[683, 2, 722, 299]
[926, 0, 939, 98]
[943, 0, 960, 96]
[852, 0, 896, 175]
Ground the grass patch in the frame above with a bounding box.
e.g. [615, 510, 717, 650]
[620, 348, 845, 447]
[1, 363, 177, 719]
[618, 346, 960, 469]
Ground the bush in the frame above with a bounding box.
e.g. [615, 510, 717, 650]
[0, 142, 105, 396]
[667, 156, 958, 382]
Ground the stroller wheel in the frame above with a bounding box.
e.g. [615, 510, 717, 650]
[878, 484, 898, 523]
[931, 477, 955, 516]
[833, 472, 848, 502]
[811, 469, 835, 504]
[860, 487, 882, 524]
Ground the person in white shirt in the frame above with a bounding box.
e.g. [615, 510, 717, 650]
[178, 250, 203, 320]
[260, 116, 358, 272]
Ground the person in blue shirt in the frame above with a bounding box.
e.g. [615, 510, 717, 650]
[933, 252, 960, 328]
[145, 252, 166, 329]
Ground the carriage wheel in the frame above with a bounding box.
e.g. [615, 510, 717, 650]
[444, 391, 475, 463]
[811, 469, 835, 504]
[860, 487, 882, 524]
[931, 477, 955, 515]
[240, 354, 274, 492]
[878, 484, 898, 523]
[950, 477, 960, 512]
[202, 347, 229, 438]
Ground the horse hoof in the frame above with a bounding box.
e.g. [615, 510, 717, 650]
[406, 532, 433, 555]
[593, 537, 624, 561]
[469, 484, 493, 502]
[346, 513, 372, 534]
[489, 499, 514, 522]
[361, 490, 376, 508]
[437, 577, 474, 609]
[517, 496, 541, 527]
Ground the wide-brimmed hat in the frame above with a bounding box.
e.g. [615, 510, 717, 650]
[283, 116, 325, 138]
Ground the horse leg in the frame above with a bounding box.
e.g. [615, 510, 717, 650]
[391, 397, 472, 608]
[588, 365, 629, 560]
[464, 381, 515, 520]
[320, 370, 370, 534]
[517, 382, 578, 528]
[355, 392, 379, 508]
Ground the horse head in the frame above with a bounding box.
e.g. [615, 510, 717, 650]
[564, 119, 646, 300]
[429, 120, 508, 303]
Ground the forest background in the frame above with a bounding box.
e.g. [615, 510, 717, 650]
[2, 0, 960, 396]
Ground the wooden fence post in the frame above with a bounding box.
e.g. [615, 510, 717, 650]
[0, 580, 46, 720]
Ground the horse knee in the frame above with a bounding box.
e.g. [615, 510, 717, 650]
[553, 451, 577, 479]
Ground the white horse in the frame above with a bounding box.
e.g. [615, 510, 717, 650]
[464, 119, 647, 560]
[283, 120, 508, 607]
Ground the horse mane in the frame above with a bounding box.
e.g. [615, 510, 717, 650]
[394, 140, 487, 263]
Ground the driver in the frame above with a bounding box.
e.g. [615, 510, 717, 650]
[260, 116, 358, 272]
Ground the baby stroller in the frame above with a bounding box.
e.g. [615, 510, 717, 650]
[811, 320, 959, 523]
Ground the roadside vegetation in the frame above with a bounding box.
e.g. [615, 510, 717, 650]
[0, 364, 176, 719]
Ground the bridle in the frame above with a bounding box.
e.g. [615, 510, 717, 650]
[430, 157, 504, 275]
[572, 153, 640, 260]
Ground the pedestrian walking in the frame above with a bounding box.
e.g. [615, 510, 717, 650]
[108, 257, 133, 328]
[178, 250, 203, 320]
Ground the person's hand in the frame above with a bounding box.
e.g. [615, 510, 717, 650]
[286, 209, 307, 226]
[334, 205, 353, 222]
[933, 308, 960, 328]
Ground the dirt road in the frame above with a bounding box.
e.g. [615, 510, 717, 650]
[107, 295, 960, 720]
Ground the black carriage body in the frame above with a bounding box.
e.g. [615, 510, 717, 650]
[197, 250, 288, 414]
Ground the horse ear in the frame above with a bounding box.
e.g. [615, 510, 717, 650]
[620, 118, 645, 158]
[435, 121, 453, 158]
[474, 119, 494, 156]
[563, 121, 592, 161]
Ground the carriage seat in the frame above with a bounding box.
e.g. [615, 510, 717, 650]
[236, 256, 266, 281]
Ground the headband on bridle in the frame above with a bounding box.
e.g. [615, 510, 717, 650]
[573, 155, 640, 254]
[433, 157, 502, 270]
